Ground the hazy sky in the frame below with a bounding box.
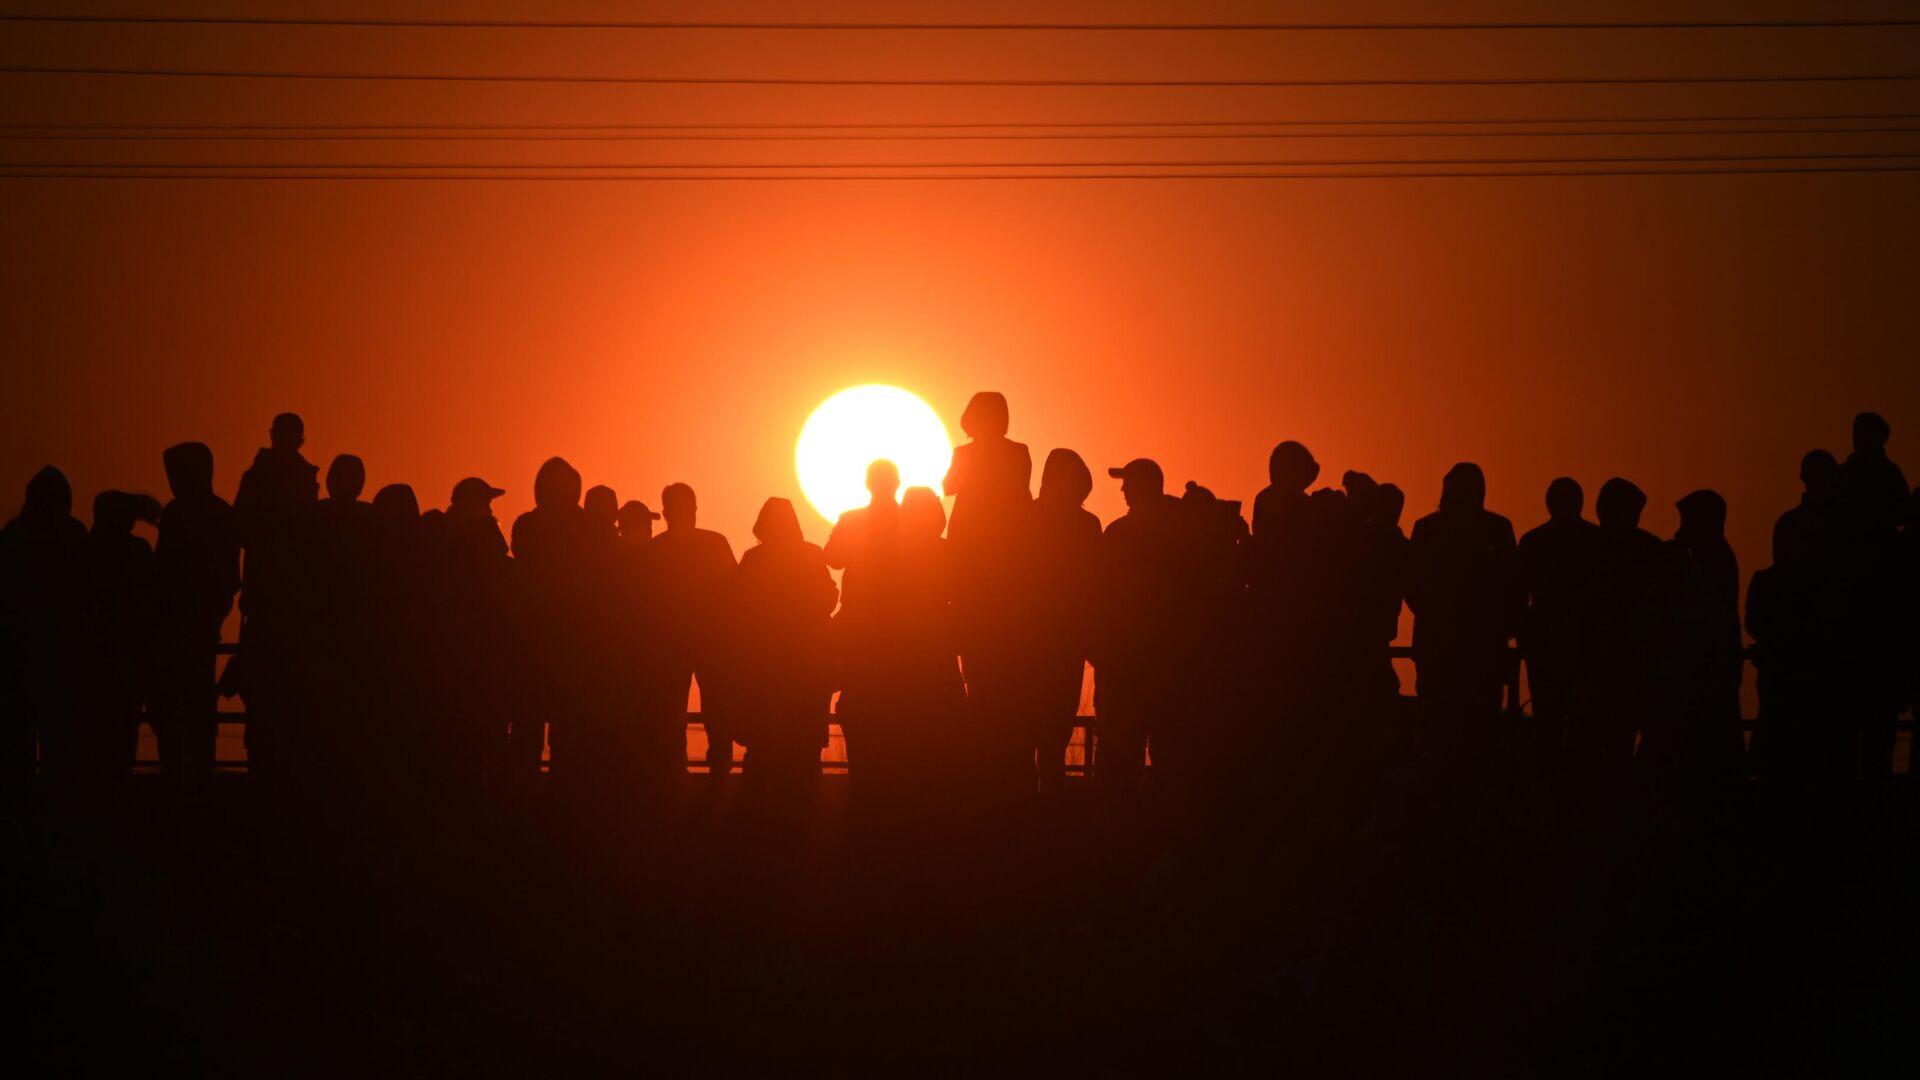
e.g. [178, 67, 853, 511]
[5, 2, 1918, 610]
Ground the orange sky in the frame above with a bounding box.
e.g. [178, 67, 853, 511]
[4, 2, 1919, 617]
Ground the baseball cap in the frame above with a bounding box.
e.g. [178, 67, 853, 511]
[450, 477, 506, 505]
[1107, 458, 1164, 487]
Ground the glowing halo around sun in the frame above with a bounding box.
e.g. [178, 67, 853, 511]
[795, 384, 953, 523]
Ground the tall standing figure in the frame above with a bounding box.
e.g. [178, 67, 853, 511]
[1, 467, 89, 795]
[1011, 449, 1102, 796]
[1645, 490, 1745, 785]
[942, 391, 1033, 791]
[650, 483, 738, 779]
[1407, 463, 1521, 742]
[732, 498, 839, 794]
[152, 442, 239, 785]
[1517, 478, 1600, 763]
[231, 412, 320, 782]
[509, 457, 589, 788]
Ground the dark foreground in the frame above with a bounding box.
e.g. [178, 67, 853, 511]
[7, 724, 1918, 1078]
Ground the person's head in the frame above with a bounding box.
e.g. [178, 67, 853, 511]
[1800, 449, 1840, 498]
[1676, 489, 1728, 542]
[1545, 477, 1584, 520]
[21, 465, 72, 521]
[533, 457, 581, 510]
[866, 459, 900, 506]
[960, 392, 1011, 440]
[1376, 483, 1406, 530]
[1107, 458, 1165, 510]
[326, 454, 366, 502]
[1267, 441, 1319, 493]
[372, 484, 419, 522]
[449, 477, 504, 518]
[1853, 411, 1890, 453]
[1596, 477, 1647, 529]
[1439, 462, 1487, 514]
[1038, 448, 1093, 508]
[661, 482, 697, 528]
[900, 486, 946, 538]
[161, 442, 215, 500]
[584, 485, 618, 526]
[617, 500, 659, 541]
[753, 497, 805, 546]
[269, 412, 304, 451]
[92, 490, 161, 537]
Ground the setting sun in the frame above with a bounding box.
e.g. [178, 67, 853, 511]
[795, 384, 953, 523]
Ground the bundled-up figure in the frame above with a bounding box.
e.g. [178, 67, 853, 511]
[1, 467, 90, 791]
[78, 491, 163, 784]
[1517, 478, 1600, 761]
[1580, 478, 1662, 778]
[1746, 514, 1849, 789]
[1407, 463, 1522, 736]
[1645, 490, 1745, 784]
[509, 458, 590, 787]
[731, 498, 838, 792]
[152, 442, 239, 783]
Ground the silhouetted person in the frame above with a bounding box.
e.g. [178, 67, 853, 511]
[80, 491, 163, 785]
[365, 484, 428, 806]
[1251, 441, 1324, 717]
[651, 482, 738, 778]
[1839, 413, 1908, 780]
[230, 412, 319, 781]
[309, 453, 378, 785]
[152, 442, 239, 784]
[2, 469, 89, 793]
[1092, 459, 1197, 797]
[510, 458, 589, 786]
[1177, 480, 1253, 799]
[1644, 491, 1744, 785]
[1010, 449, 1102, 796]
[1349, 480, 1410, 700]
[584, 484, 620, 552]
[1407, 463, 1520, 739]
[1841, 412, 1908, 535]
[1576, 478, 1662, 781]
[944, 391, 1033, 549]
[1746, 516, 1849, 790]
[616, 499, 657, 548]
[428, 478, 513, 800]
[732, 498, 838, 795]
[1518, 478, 1600, 761]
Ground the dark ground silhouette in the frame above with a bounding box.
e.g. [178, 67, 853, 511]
[3, 403, 1917, 1075]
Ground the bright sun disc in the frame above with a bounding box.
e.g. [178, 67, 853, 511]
[796, 384, 953, 523]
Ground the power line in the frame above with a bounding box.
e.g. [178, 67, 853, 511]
[5, 15, 1919, 31]
[6, 124, 1918, 143]
[5, 164, 1917, 181]
[9, 113, 1918, 132]
[10, 152, 1917, 170]
[6, 65, 1920, 87]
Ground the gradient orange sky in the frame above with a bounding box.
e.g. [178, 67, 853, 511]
[4, 3, 1919, 623]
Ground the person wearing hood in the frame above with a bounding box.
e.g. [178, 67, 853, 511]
[731, 498, 838, 795]
[152, 442, 240, 784]
[1644, 490, 1745, 784]
[509, 457, 589, 787]
[1406, 463, 1522, 740]
[2, 466, 90, 790]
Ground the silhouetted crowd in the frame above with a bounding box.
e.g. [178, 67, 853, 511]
[3, 399, 1915, 827]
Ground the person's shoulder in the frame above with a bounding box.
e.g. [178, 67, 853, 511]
[1410, 510, 1443, 535]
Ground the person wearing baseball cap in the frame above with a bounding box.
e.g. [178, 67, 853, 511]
[1093, 455, 1193, 798]
[449, 477, 505, 514]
